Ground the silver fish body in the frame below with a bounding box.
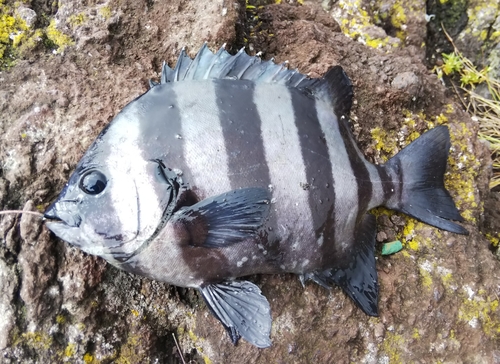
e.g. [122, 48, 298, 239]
[45, 44, 468, 348]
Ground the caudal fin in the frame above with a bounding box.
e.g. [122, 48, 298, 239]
[384, 125, 468, 235]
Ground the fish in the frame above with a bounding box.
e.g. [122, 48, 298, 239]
[44, 44, 468, 348]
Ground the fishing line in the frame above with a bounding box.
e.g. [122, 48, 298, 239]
[0, 210, 44, 218]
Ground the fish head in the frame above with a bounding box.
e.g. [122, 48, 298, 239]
[44, 106, 175, 263]
[44, 166, 137, 262]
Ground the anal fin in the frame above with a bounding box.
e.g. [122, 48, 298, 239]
[199, 281, 272, 348]
[303, 214, 379, 316]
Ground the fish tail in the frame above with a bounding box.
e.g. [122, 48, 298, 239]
[383, 125, 468, 235]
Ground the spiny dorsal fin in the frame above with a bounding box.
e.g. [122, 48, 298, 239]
[159, 44, 313, 88]
[158, 44, 353, 117]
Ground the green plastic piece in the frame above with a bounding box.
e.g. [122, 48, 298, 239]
[381, 240, 403, 255]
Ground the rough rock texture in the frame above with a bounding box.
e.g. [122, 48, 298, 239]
[0, 0, 499, 363]
[427, 0, 500, 77]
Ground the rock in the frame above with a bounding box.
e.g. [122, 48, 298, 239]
[321, 0, 333, 12]
[16, 7, 37, 28]
[0, 0, 498, 363]
[0, 259, 17, 350]
[391, 71, 420, 95]
[377, 231, 388, 242]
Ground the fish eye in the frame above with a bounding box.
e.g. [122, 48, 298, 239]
[79, 170, 107, 195]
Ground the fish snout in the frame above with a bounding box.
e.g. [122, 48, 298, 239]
[44, 200, 82, 228]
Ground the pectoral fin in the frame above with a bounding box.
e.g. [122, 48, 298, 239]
[173, 188, 270, 248]
[199, 280, 272, 348]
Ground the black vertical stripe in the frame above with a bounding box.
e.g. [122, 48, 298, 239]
[375, 164, 395, 203]
[290, 89, 336, 238]
[337, 117, 373, 219]
[213, 79, 282, 263]
[214, 79, 272, 190]
[137, 84, 194, 186]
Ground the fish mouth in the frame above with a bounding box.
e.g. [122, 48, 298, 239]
[43, 206, 63, 223]
[44, 201, 82, 228]
[44, 203, 90, 251]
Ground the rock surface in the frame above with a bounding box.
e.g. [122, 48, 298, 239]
[0, 0, 499, 363]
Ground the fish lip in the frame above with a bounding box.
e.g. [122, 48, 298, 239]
[43, 202, 81, 228]
[43, 211, 63, 223]
[43, 204, 65, 224]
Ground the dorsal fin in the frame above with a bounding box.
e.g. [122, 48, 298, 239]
[172, 48, 192, 81]
[158, 44, 313, 87]
[158, 45, 353, 117]
[315, 66, 353, 118]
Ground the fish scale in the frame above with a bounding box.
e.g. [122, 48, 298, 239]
[44, 44, 469, 348]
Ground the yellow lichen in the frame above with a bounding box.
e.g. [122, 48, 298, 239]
[459, 297, 500, 338]
[0, 1, 28, 66]
[131, 309, 139, 317]
[68, 13, 87, 27]
[115, 335, 140, 364]
[466, 2, 499, 43]
[407, 239, 419, 251]
[370, 127, 398, 159]
[485, 233, 499, 247]
[98, 6, 112, 19]
[401, 250, 412, 258]
[419, 267, 433, 289]
[64, 343, 76, 357]
[188, 329, 199, 342]
[441, 272, 453, 286]
[76, 323, 86, 331]
[83, 353, 97, 363]
[380, 331, 404, 364]
[390, 2, 407, 36]
[17, 332, 53, 351]
[56, 314, 66, 325]
[333, 0, 401, 50]
[46, 19, 74, 53]
[443, 122, 480, 223]
[412, 328, 420, 339]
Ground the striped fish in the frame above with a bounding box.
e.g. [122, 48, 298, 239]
[44, 44, 468, 348]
